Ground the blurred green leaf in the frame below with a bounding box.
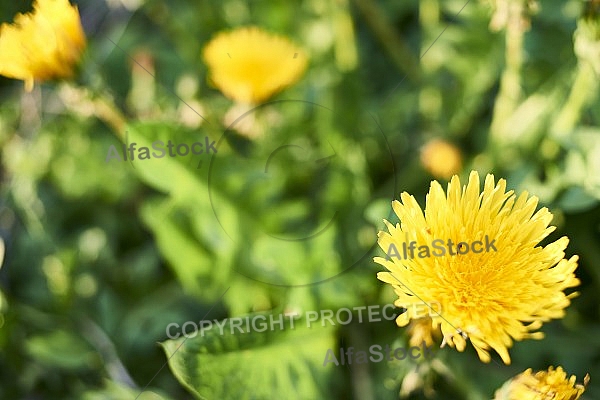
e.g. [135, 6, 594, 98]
[25, 330, 98, 371]
[557, 186, 599, 212]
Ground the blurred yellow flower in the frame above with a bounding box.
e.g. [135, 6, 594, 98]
[407, 317, 439, 348]
[202, 26, 308, 104]
[420, 139, 462, 179]
[374, 171, 580, 364]
[0, 0, 86, 92]
[493, 366, 589, 400]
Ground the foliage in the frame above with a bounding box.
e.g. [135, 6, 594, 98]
[0, 0, 599, 399]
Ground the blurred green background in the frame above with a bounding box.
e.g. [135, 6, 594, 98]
[0, 0, 599, 399]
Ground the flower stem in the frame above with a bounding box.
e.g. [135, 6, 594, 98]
[59, 84, 127, 141]
[353, 0, 420, 82]
[551, 61, 598, 140]
[489, 1, 527, 143]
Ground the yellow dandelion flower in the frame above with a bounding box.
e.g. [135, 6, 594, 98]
[0, 0, 86, 92]
[407, 317, 440, 347]
[374, 171, 580, 364]
[420, 138, 463, 179]
[202, 26, 308, 104]
[493, 366, 589, 400]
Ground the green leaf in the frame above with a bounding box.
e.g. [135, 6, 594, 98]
[82, 380, 173, 400]
[125, 122, 209, 199]
[161, 313, 340, 400]
[557, 186, 599, 212]
[25, 330, 98, 371]
[140, 197, 216, 297]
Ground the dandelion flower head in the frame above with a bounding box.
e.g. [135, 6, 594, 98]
[202, 26, 307, 104]
[493, 366, 589, 400]
[420, 138, 463, 179]
[374, 171, 580, 364]
[0, 0, 86, 91]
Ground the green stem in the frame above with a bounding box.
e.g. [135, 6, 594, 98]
[353, 0, 420, 83]
[489, 1, 526, 144]
[332, 0, 359, 72]
[60, 84, 128, 141]
[419, 0, 442, 125]
[94, 95, 128, 140]
[347, 323, 375, 400]
[551, 61, 598, 140]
